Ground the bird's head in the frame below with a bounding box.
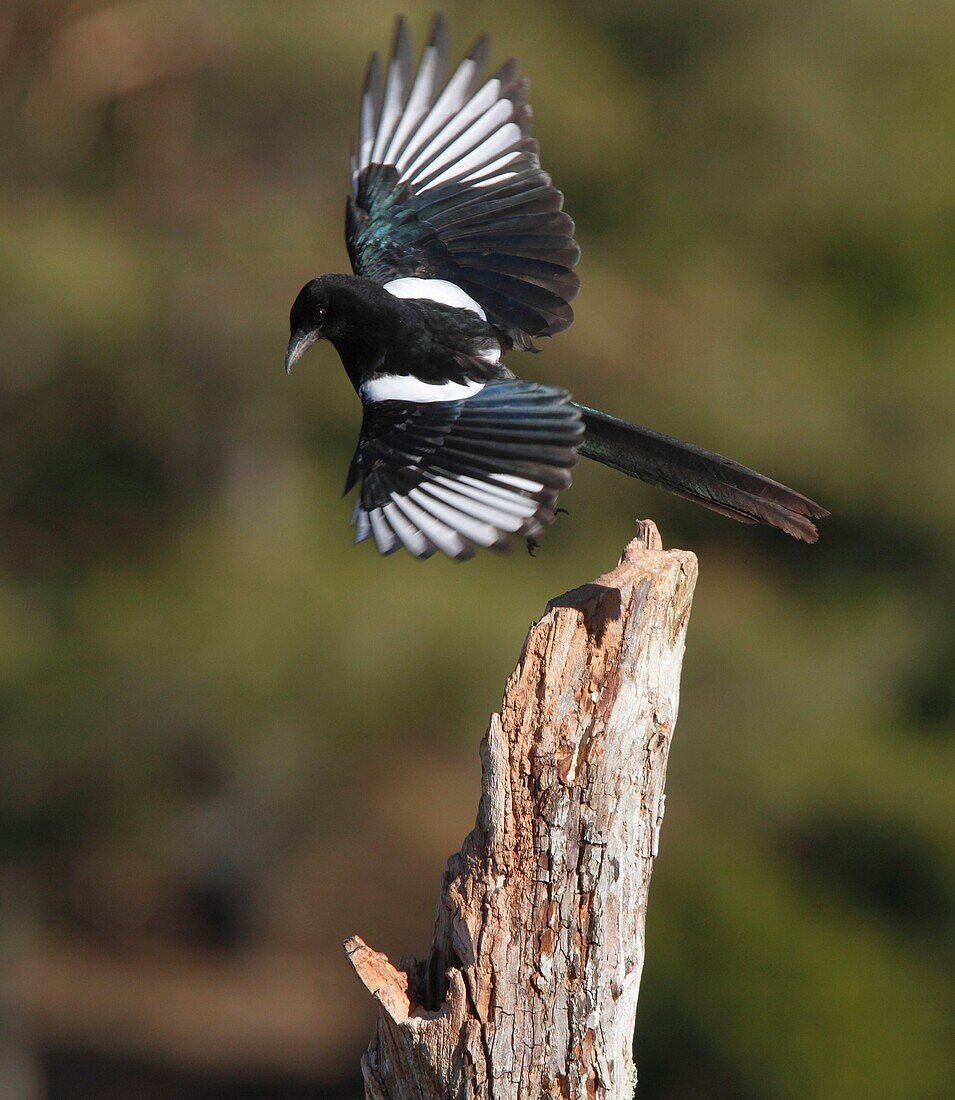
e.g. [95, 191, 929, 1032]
[285, 273, 404, 374]
[285, 274, 393, 372]
[285, 278, 332, 373]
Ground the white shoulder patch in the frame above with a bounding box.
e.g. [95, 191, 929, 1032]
[384, 277, 487, 319]
[361, 375, 486, 403]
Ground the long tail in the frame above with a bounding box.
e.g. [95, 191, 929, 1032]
[574, 404, 829, 543]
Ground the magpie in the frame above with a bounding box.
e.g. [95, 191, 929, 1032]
[285, 16, 828, 560]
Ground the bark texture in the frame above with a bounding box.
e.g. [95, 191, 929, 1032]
[345, 521, 698, 1099]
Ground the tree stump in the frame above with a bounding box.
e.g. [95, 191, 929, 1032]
[345, 521, 698, 1098]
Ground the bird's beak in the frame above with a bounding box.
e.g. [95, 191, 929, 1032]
[285, 331, 319, 374]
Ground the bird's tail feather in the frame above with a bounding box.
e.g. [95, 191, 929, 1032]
[574, 404, 828, 543]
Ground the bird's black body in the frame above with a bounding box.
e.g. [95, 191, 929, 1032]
[285, 17, 828, 559]
[289, 274, 509, 393]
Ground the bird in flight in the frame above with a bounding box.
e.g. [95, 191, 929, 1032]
[285, 16, 828, 560]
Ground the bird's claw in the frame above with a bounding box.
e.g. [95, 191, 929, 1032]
[528, 508, 571, 555]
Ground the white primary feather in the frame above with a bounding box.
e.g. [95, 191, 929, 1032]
[407, 487, 500, 547]
[369, 508, 398, 554]
[370, 35, 410, 166]
[382, 501, 434, 557]
[418, 480, 526, 532]
[390, 493, 470, 558]
[469, 170, 519, 189]
[412, 97, 512, 181]
[394, 59, 478, 172]
[358, 92, 377, 174]
[491, 472, 545, 493]
[356, 44, 526, 222]
[352, 500, 372, 543]
[355, 468, 550, 560]
[420, 123, 522, 191]
[468, 170, 519, 190]
[382, 43, 441, 166]
[400, 79, 505, 182]
[432, 474, 538, 518]
[461, 150, 521, 183]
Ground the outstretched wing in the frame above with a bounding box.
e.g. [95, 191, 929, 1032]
[348, 381, 584, 560]
[346, 16, 580, 351]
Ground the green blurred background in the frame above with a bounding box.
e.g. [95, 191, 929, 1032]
[1, 1, 953, 1096]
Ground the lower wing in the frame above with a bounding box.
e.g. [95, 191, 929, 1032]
[349, 380, 584, 560]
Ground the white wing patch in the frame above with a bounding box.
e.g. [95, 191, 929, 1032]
[383, 277, 488, 320]
[360, 374, 486, 403]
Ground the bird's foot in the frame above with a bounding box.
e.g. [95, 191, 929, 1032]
[527, 508, 571, 555]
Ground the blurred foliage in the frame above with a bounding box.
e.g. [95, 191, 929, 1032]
[1, 0, 954, 1096]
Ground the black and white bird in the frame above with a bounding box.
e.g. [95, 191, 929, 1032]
[285, 17, 828, 560]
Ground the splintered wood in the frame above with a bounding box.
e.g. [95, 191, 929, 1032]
[345, 521, 697, 1098]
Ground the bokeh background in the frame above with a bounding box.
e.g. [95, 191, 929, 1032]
[2, 1, 954, 1096]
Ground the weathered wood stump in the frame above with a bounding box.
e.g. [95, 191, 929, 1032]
[345, 521, 697, 1098]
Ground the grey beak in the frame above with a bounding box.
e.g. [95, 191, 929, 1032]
[285, 331, 318, 374]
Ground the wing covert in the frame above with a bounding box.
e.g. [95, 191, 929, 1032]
[346, 17, 580, 351]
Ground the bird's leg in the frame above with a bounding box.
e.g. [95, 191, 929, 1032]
[527, 508, 570, 555]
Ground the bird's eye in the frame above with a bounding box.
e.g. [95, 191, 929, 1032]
[316, 306, 326, 322]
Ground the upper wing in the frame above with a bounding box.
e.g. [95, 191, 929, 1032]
[345, 17, 580, 350]
[348, 380, 584, 560]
